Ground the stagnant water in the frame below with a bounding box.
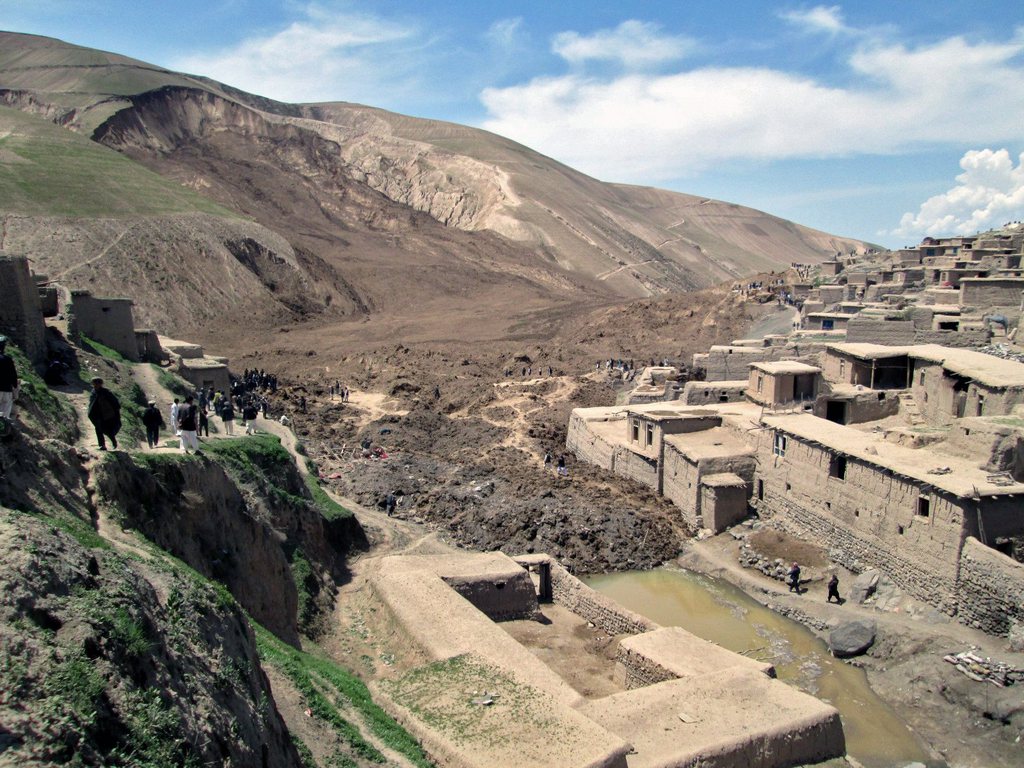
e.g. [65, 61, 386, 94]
[584, 568, 941, 768]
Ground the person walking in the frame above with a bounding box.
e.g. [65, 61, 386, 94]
[788, 562, 802, 594]
[220, 399, 235, 435]
[170, 398, 181, 437]
[177, 395, 199, 454]
[827, 573, 841, 603]
[0, 336, 18, 421]
[141, 400, 165, 449]
[198, 407, 209, 438]
[243, 402, 259, 434]
[87, 377, 121, 451]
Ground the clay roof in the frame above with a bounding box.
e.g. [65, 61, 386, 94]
[749, 361, 821, 375]
[828, 343, 1024, 388]
[664, 427, 753, 460]
[762, 413, 1024, 497]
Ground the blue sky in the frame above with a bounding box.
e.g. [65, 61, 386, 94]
[3, 1, 1024, 248]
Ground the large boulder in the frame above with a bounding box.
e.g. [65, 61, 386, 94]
[848, 570, 880, 603]
[828, 620, 877, 658]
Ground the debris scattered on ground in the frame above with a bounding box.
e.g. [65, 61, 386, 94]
[943, 651, 1024, 687]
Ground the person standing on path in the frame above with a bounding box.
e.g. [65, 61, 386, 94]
[220, 399, 235, 435]
[788, 562, 802, 594]
[87, 377, 121, 451]
[0, 336, 18, 421]
[198, 407, 209, 438]
[142, 400, 165, 448]
[243, 402, 259, 435]
[827, 573, 842, 603]
[177, 395, 199, 454]
[170, 398, 181, 437]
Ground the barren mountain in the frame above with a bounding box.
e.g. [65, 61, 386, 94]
[0, 30, 872, 346]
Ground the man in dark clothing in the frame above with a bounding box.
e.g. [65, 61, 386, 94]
[385, 492, 397, 516]
[177, 395, 199, 453]
[88, 377, 121, 450]
[827, 573, 841, 603]
[142, 400, 165, 449]
[0, 336, 17, 421]
[788, 562, 801, 594]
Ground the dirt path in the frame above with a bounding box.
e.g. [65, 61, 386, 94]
[680, 533, 999, 650]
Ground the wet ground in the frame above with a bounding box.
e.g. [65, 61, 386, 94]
[585, 567, 939, 768]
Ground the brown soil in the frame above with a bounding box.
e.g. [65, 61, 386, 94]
[748, 529, 828, 568]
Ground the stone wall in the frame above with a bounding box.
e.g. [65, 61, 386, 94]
[753, 431, 967, 611]
[70, 291, 139, 361]
[549, 562, 656, 636]
[615, 646, 678, 688]
[957, 537, 1024, 635]
[0, 254, 47, 363]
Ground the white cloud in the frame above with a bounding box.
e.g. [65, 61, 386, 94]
[172, 4, 416, 103]
[486, 17, 524, 50]
[779, 5, 847, 35]
[552, 20, 697, 68]
[480, 29, 1024, 182]
[893, 149, 1024, 237]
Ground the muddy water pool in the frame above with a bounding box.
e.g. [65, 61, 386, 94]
[584, 568, 940, 768]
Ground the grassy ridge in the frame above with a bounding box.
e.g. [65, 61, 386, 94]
[0, 105, 235, 217]
[255, 624, 434, 768]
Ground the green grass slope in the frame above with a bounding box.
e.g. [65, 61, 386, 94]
[0, 105, 235, 217]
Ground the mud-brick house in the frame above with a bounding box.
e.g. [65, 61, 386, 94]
[754, 413, 1024, 620]
[746, 361, 820, 408]
[662, 427, 755, 532]
[907, 345, 1024, 425]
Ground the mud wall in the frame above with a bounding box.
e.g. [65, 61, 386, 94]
[566, 412, 618, 470]
[681, 381, 747, 405]
[957, 537, 1024, 635]
[0, 254, 47, 363]
[70, 291, 139, 361]
[960, 278, 1024, 309]
[753, 432, 967, 611]
[611, 445, 659, 491]
[550, 562, 656, 636]
[662, 451, 701, 525]
[845, 319, 915, 345]
[442, 573, 538, 621]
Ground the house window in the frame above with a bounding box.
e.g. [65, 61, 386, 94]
[773, 433, 787, 457]
[839, 359, 846, 378]
[645, 423, 654, 447]
[631, 420, 639, 442]
[917, 496, 930, 518]
[829, 455, 847, 480]
[919, 372, 925, 386]
[976, 395, 985, 417]
[756, 375, 764, 393]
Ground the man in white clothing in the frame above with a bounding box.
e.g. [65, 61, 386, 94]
[170, 398, 181, 437]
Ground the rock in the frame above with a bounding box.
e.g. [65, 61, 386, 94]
[849, 570, 880, 604]
[1007, 619, 1024, 653]
[828, 620, 877, 658]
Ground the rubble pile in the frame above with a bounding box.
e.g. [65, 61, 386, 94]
[979, 344, 1024, 364]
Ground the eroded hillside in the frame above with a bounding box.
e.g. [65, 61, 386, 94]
[0, 30, 874, 347]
